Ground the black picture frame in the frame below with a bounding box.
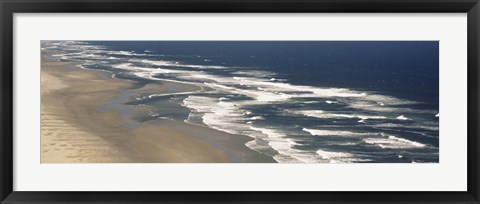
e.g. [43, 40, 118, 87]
[1, 0, 479, 203]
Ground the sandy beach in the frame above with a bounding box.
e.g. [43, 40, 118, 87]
[41, 60, 275, 163]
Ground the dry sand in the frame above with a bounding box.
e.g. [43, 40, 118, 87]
[41, 60, 274, 163]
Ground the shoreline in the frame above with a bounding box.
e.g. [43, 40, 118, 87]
[41, 59, 275, 163]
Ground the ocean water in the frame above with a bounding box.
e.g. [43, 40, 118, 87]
[42, 41, 439, 163]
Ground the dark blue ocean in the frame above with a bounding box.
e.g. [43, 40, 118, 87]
[42, 41, 439, 163]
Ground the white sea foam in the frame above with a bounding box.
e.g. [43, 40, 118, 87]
[183, 96, 247, 135]
[325, 100, 338, 104]
[248, 127, 359, 163]
[182, 96, 329, 163]
[109, 64, 417, 115]
[372, 123, 439, 132]
[396, 115, 409, 120]
[250, 116, 264, 120]
[106, 50, 149, 56]
[132, 59, 227, 69]
[302, 128, 368, 137]
[315, 150, 354, 163]
[363, 135, 426, 149]
[250, 127, 286, 138]
[293, 110, 386, 121]
[204, 82, 292, 102]
[111, 63, 205, 85]
[148, 91, 201, 99]
[233, 70, 274, 77]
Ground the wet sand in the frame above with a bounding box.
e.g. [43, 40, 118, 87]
[41, 60, 275, 163]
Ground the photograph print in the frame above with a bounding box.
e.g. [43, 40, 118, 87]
[41, 41, 439, 163]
